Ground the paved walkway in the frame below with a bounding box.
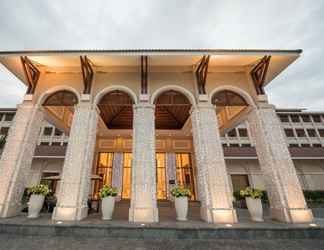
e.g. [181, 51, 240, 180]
[0, 203, 323, 249]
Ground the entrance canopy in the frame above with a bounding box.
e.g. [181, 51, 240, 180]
[0, 49, 301, 89]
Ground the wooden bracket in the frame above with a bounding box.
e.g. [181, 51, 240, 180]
[80, 56, 94, 94]
[141, 56, 148, 94]
[195, 55, 210, 95]
[20, 56, 40, 94]
[250, 56, 271, 95]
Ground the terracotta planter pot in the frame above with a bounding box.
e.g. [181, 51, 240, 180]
[101, 196, 115, 220]
[28, 194, 45, 218]
[245, 197, 263, 222]
[174, 196, 188, 221]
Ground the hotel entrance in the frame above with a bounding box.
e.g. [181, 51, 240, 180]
[95, 152, 196, 201]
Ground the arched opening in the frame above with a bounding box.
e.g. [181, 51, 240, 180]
[97, 90, 134, 129]
[154, 90, 196, 202]
[43, 90, 78, 107]
[42, 90, 79, 135]
[211, 90, 249, 132]
[39, 90, 79, 197]
[92, 90, 135, 213]
[154, 90, 192, 130]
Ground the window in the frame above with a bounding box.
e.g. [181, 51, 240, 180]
[63, 142, 68, 146]
[229, 143, 239, 147]
[40, 142, 50, 146]
[51, 142, 61, 146]
[301, 144, 311, 148]
[312, 115, 321, 123]
[306, 129, 317, 137]
[176, 153, 196, 200]
[43, 127, 53, 136]
[279, 114, 289, 122]
[95, 152, 114, 199]
[241, 144, 251, 147]
[54, 128, 63, 136]
[290, 115, 300, 123]
[284, 129, 295, 137]
[0, 127, 9, 136]
[318, 129, 324, 137]
[4, 113, 14, 121]
[301, 115, 311, 122]
[313, 144, 322, 148]
[289, 144, 299, 148]
[0, 114, 3, 121]
[238, 128, 248, 137]
[222, 144, 228, 147]
[296, 129, 306, 137]
[231, 175, 249, 192]
[227, 129, 237, 137]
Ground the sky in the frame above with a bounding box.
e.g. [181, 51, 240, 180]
[0, 1, 323, 109]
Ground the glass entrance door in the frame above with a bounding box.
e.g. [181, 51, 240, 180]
[176, 153, 196, 200]
[156, 153, 167, 200]
[121, 153, 132, 199]
[94, 152, 114, 199]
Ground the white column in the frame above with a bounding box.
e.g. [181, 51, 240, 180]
[0, 100, 43, 217]
[191, 103, 237, 224]
[129, 103, 158, 222]
[248, 102, 313, 223]
[112, 152, 123, 201]
[52, 101, 98, 221]
[166, 152, 177, 200]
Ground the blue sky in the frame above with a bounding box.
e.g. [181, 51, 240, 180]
[0, 1, 323, 109]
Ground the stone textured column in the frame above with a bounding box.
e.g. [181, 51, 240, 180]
[191, 104, 237, 224]
[166, 152, 177, 200]
[52, 101, 98, 221]
[0, 101, 43, 217]
[112, 152, 123, 201]
[248, 102, 313, 223]
[129, 103, 158, 222]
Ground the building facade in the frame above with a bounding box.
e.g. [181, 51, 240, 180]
[0, 49, 317, 224]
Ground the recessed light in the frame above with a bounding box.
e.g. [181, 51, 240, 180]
[56, 221, 63, 224]
[309, 223, 318, 227]
[225, 224, 232, 227]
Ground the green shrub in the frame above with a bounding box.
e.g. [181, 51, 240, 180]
[239, 187, 264, 199]
[99, 185, 118, 198]
[171, 186, 191, 198]
[303, 190, 324, 203]
[28, 184, 51, 196]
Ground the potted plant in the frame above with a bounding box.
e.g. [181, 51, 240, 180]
[99, 185, 118, 220]
[240, 187, 264, 222]
[27, 184, 50, 218]
[171, 186, 191, 221]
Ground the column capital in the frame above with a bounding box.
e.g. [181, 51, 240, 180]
[190, 103, 214, 114]
[133, 103, 155, 110]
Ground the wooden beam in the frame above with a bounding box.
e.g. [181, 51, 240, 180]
[195, 55, 210, 95]
[20, 56, 40, 94]
[250, 56, 271, 95]
[80, 56, 94, 94]
[141, 56, 148, 94]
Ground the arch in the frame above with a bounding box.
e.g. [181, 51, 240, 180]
[94, 85, 138, 105]
[43, 90, 78, 107]
[37, 85, 81, 107]
[150, 85, 196, 106]
[209, 85, 256, 108]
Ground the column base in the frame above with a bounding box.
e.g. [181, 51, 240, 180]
[270, 207, 313, 223]
[52, 206, 88, 221]
[200, 207, 238, 224]
[129, 206, 159, 223]
[0, 203, 21, 218]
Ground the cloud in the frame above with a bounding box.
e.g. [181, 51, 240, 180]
[0, 0, 323, 109]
